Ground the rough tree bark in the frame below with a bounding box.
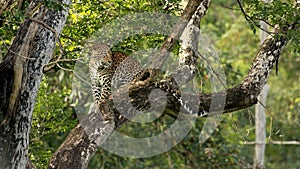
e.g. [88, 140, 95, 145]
[149, 0, 204, 69]
[176, 0, 211, 84]
[0, 0, 71, 168]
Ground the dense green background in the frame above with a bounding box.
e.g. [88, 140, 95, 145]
[0, 0, 299, 168]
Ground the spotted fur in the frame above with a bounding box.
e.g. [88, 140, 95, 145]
[89, 43, 142, 106]
[89, 43, 205, 117]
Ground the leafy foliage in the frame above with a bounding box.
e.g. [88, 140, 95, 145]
[29, 75, 77, 168]
[240, 0, 300, 51]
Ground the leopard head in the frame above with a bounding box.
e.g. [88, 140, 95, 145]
[89, 43, 112, 69]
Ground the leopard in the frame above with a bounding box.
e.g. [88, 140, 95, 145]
[89, 43, 142, 107]
[89, 43, 207, 117]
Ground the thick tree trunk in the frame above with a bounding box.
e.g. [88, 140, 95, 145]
[254, 85, 269, 169]
[48, 103, 114, 169]
[253, 3, 270, 167]
[0, 1, 71, 168]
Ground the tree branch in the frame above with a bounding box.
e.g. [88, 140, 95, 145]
[48, 1, 297, 169]
[236, 0, 275, 34]
[175, 0, 211, 85]
[116, 24, 290, 124]
[244, 140, 300, 145]
[149, 0, 203, 69]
